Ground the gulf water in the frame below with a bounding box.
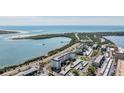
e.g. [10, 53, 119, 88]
[0, 25, 124, 68]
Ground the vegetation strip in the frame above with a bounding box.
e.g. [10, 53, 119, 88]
[0, 30, 18, 34]
[0, 32, 124, 74]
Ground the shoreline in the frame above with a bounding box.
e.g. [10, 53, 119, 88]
[0, 32, 123, 75]
[12, 31, 124, 39]
[0, 33, 78, 75]
[0, 43, 80, 76]
[0, 30, 19, 34]
[10, 33, 42, 39]
[0, 29, 28, 34]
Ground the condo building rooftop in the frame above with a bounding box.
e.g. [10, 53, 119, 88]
[52, 52, 71, 61]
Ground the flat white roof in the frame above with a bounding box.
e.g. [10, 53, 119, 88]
[103, 59, 113, 76]
[75, 63, 82, 70]
[52, 52, 71, 61]
[71, 59, 82, 68]
[99, 58, 110, 74]
[16, 67, 38, 76]
[94, 55, 104, 64]
[59, 65, 71, 75]
[59, 59, 82, 75]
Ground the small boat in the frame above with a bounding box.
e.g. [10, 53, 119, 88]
[42, 43, 45, 45]
[60, 41, 64, 43]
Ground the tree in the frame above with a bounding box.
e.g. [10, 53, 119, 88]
[72, 69, 80, 76]
[91, 50, 99, 57]
[87, 66, 96, 76]
[39, 62, 45, 72]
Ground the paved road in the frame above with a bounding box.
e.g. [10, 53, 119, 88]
[1, 43, 80, 76]
[86, 36, 93, 42]
[75, 33, 80, 41]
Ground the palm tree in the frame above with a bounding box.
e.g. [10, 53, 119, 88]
[87, 66, 96, 76]
[72, 69, 79, 76]
[39, 62, 45, 73]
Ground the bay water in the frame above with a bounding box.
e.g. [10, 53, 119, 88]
[0, 25, 124, 68]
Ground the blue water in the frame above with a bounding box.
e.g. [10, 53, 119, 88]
[0, 25, 124, 68]
[0, 25, 124, 34]
[0, 35, 71, 68]
[105, 36, 124, 48]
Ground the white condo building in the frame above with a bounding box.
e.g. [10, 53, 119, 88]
[51, 52, 76, 70]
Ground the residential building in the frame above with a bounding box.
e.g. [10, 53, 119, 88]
[103, 59, 113, 76]
[16, 66, 39, 76]
[92, 55, 104, 67]
[99, 57, 110, 75]
[59, 59, 83, 75]
[75, 44, 93, 56]
[101, 45, 107, 51]
[51, 52, 76, 70]
[93, 44, 98, 49]
[83, 47, 93, 56]
[75, 44, 84, 54]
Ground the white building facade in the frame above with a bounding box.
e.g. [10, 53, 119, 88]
[51, 52, 76, 70]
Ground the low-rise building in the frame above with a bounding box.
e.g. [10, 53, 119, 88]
[92, 55, 104, 67]
[93, 44, 98, 49]
[59, 64, 72, 76]
[59, 59, 83, 75]
[75, 47, 83, 54]
[75, 44, 93, 56]
[75, 44, 84, 54]
[16, 66, 39, 76]
[101, 45, 107, 51]
[99, 57, 111, 75]
[71, 59, 82, 68]
[83, 47, 93, 56]
[103, 59, 113, 76]
[51, 52, 76, 70]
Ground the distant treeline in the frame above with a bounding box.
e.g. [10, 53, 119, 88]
[13, 31, 124, 40]
[78, 31, 124, 37]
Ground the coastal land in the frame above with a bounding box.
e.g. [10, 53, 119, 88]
[0, 30, 18, 34]
[0, 31, 124, 76]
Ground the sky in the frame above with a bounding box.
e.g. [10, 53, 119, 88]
[0, 16, 124, 25]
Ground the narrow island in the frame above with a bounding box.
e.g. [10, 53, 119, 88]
[0, 30, 18, 34]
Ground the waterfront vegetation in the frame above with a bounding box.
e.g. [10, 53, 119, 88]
[78, 32, 124, 37]
[0, 30, 18, 34]
[0, 33, 79, 74]
[0, 32, 124, 74]
[13, 33, 79, 56]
